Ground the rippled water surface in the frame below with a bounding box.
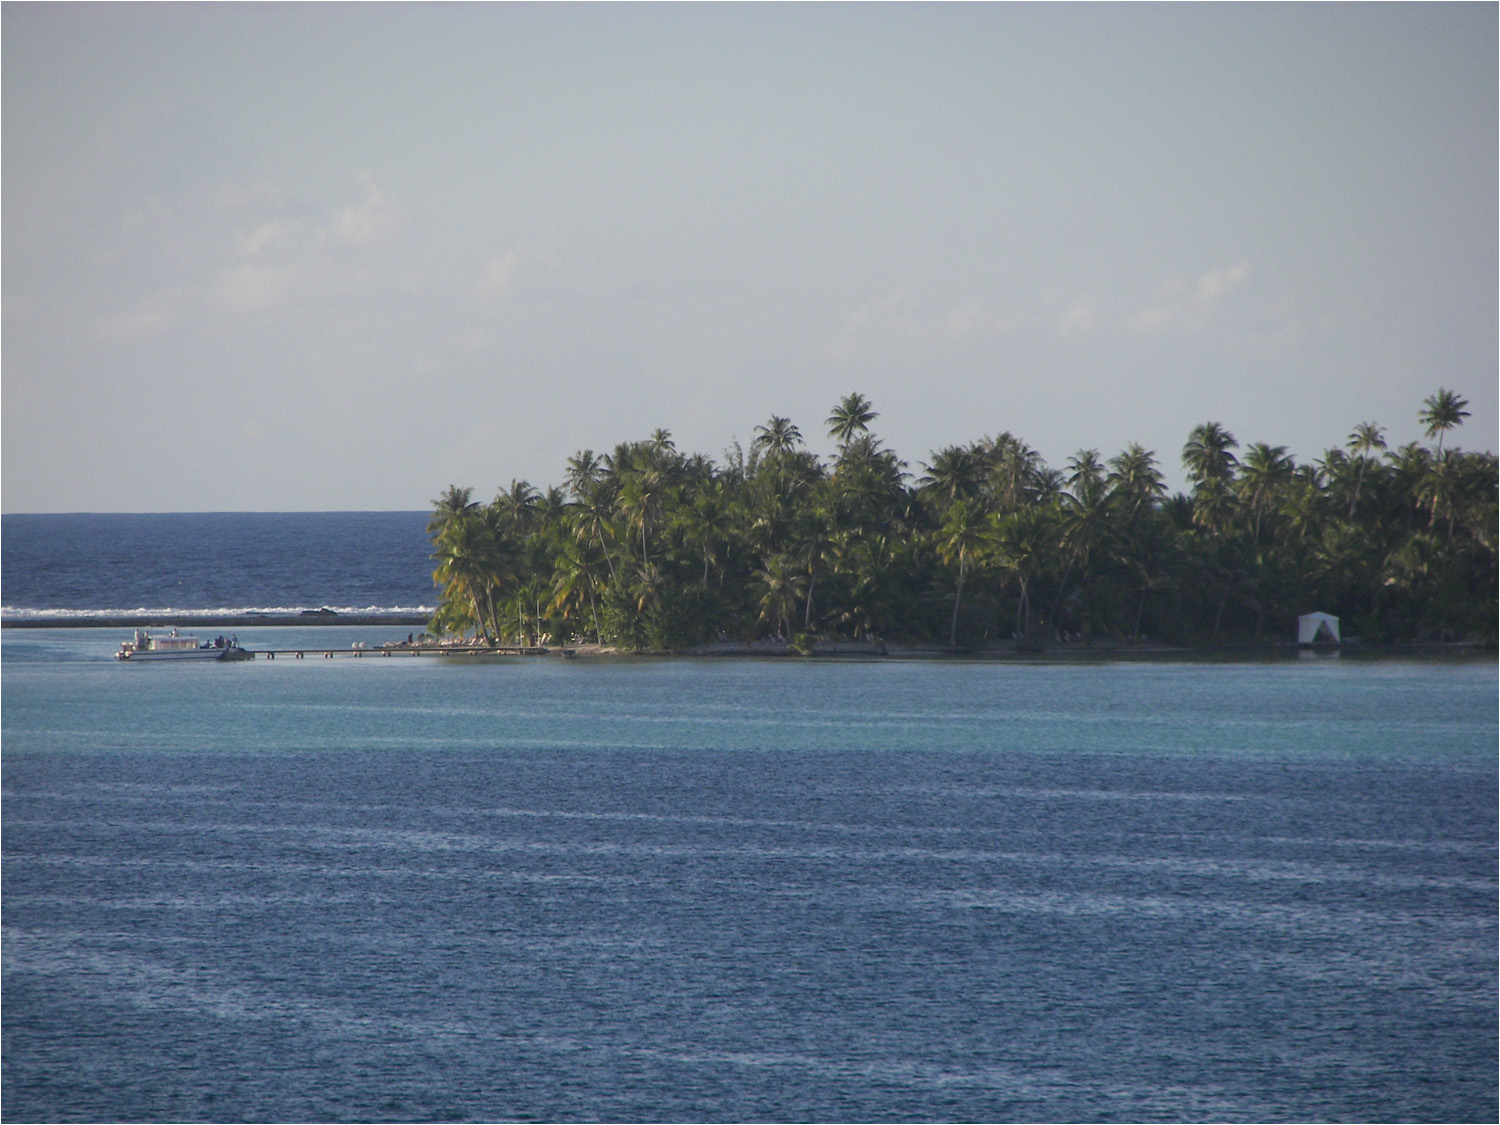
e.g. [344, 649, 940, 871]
[4, 632, 1495, 1122]
[1, 512, 433, 617]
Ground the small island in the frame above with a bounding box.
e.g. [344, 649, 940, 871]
[425, 390, 1495, 654]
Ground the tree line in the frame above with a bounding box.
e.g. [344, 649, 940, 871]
[426, 389, 1495, 650]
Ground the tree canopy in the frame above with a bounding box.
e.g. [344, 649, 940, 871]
[426, 392, 1496, 650]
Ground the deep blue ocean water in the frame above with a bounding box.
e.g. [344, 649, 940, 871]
[2, 511, 434, 619]
[3, 618, 1496, 1122]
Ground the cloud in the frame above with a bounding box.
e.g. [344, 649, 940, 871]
[318, 170, 407, 250]
[234, 219, 300, 257]
[471, 241, 561, 305]
[1128, 261, 1251, 334]
[1055, 300, 1097, 340]
[212, 178, 290, 213]
[95, 287, 189, 339]
[207, 173, 410, 317]
[827, 289, 1032, 360]
[208, 263, 304, 316]
[474, 250, 524, 302]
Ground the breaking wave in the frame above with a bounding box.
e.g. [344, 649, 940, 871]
[2, 605, 434, 622]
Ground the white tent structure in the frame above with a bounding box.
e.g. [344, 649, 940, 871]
[1297, 612, 1341, 645]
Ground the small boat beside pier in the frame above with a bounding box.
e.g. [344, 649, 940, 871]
[116, 629, 251, 661]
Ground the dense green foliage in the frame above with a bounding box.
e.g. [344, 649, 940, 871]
[428, 390, 1496, 650]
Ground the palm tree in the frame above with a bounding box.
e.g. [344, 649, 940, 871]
[1052, 461, 1112, 630]
[494, 480, 540, 533]
[682, 485, 732, 585]
[565, 450, 605, 501]
[1420, 389, 1469, 455]
[984, 432, 1044, 513]
[751, 554, 807, 639]
[1110, 510, 1176, 642]
[1416, 453, 1464, 541]
[550, 538, 605, 641]
[920, 445, 985, 513]
[752, 415, 804, 457]
[1107, 444, 1167, 519]
[1237, 443, 1294, 545]
[1182, 422, 1239, 531]
[987, 507, 1053, 641]
[826, 392, 878, 449]
[1344, 421, 1386, 517]
[431, 508, 514, 642]
[615, 467, 667, 565]
[427, 485, 478, 539]
[1182, 422, 1239, 488]
[1385, 441, 1435, 530]
[1065, 449, 1107, 497]
[936, 499, 985, 646]
[791, 491, 837, 631]
[571, 487, 620, 584]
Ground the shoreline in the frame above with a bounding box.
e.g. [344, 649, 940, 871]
[3, 617, 1490, 661]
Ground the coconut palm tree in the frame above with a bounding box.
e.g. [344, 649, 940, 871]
[826, 392, 878, 450]
[936, 499, 986, 646]
[494, 480, 540, 533]
[919, 445, 984, 515]
[791, 490, 838, 631]
[681, 484, 733, 585]
[752, 415, 804, 457]
[550, 538, 606, 641]
[427, 485, 479, 539]
[1064, 449, 1107, 497]
[1341, 422, 1387, 517]
[987, 506, 1053, 641]
[1237, 443, 1294, 545]
[431, 508, 514, 642]
[1051, 460, 1112, 630]
[751, 554, 807, 639]
[984, 432, 1045, 513]
[615, 467, 667, 565]
[1416, 452, 1464, 541]
[1182, 422, 1239, 489]
[1107, 444, 1167, 520]
[565, 450, 606, 501]
[1420, 389, 1470, 455]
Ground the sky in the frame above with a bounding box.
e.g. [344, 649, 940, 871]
[3, 3, 1495, 513]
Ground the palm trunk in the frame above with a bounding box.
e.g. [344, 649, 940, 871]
[595, 526, 618, 583]
[948, 548, 965, 647]
[1049, 550, 1078, 633]
[804, 556, 820, 630]
[484, 586, 500, 642]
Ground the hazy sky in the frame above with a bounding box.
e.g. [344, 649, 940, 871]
[4, 3, 1495, 513]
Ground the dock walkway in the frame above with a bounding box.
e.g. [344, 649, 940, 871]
[257, 645, 558, 660]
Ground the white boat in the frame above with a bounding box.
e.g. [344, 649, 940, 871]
[116, 628, 248, 661]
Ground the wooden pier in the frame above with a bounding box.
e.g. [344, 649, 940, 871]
[256, 645, 560, 660]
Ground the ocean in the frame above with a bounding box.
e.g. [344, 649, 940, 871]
[1, 511, 435, 621]
[2, 514, 1497, 1122]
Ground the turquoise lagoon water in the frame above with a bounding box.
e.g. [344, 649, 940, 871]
[3, 630, 1496, 1122]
